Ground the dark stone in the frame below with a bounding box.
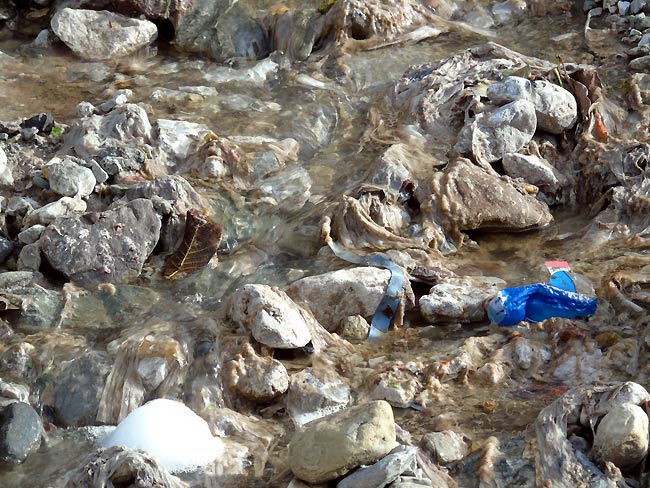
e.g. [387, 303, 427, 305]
[52, 351, 111, 427]
[0, 236, 13, 264]
[40, 198, 161, 287]
[20, 113, 54, 134]
[95, 146, 146, 176]
[0, 402, 43, 462]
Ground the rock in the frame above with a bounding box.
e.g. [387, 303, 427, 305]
[156, 119, 210, 161]
[52, 352, 111, 427]
[18, 225, 46, 245]
[631, 0, 646, 14]
[94, 146, 146, 176]
[339, 315, 370, 341]
[21, 127, 39, 141]
[289, 400, 397, 484]
[591, 403, 649, 470]
[81, 159, 109, 183]
[51, 8, 158, 60]
[337, 445, 418, 488]
[491, 0, 527, 24]
[229, 284, 311, 349]
[40, 199, 161, 287]
[419, 277, 506, 323]
[0, 145, 14, 187]
[0, 402, 43, 462]
[421, 431, 470, 465]
[226, 343, 289, 402]
[286, 267, 411, 331]
[630, 55, 650, 71]
[20, 113, 54, 134]
[16, 242, 41, 272]
[46, 158, 96, 197]
[287, 368, 351, 428]
[421, 159, 553, 242]
[23, 196, 87, 227]
[502, 152, 561, 190]
[455, 99, 537, 163]
[0, 273, 62, 328]
[620, 1, 632, 15]
[0, 380, 29, 405]
[0, 236, 14, 263]
[389, 476, 433, 487]
[486, 77, 578, 134]
[372, 364, 422, 408]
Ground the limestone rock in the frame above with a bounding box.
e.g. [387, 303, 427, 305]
[591, 403, 649, 470]
[46, 158, 96, 197]
[289, 400, 396, 484]
[0, 402, 43, 462]
[419, 276, 505, 323]
[51, 8, 158, 60]
[339, 315, 370, 341]
[40, 199, 161, 287]
[455, 99, 536, 163]
[226, 344, 289, 402]
[229, 284, 311, 349]
[0, 146, 13, 187]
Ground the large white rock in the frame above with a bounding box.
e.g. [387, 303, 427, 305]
[229, 284, 311, 349]
[101, 398, 223, 473]
[46, 158, 96, 197]
[0, 146, 13, 187]
[502, 153, 560, 190]
[591, 403, 649, 470]
[51, 8, 158, 61]
[487, 76, 578, 134]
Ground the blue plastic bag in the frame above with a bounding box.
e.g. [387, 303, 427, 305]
[487, 272, 598, 326]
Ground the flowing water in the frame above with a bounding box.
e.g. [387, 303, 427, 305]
[0, 4, 646, 487]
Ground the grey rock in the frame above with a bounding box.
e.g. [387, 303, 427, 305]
[339, 315, 370, 341]
[631, 0, 647, 14]
[640, 32, 650, 46]
[337, 445, 418, 488]
[591, 403, 649, 470]
[630, 54, 650, 71]
[226, 343, 289, 402]
[455, 99, 537, 162]
[289, 400, 397, 484]
[0, 237, 14, 264]
[18, 225, 46, 245]
[287, 368, 350, 428]
[286, 267, 409, 332]
[420, 276, 506, 323]
[502, 152, 561, 190]
[0, 343, 35, 380]
[82, 159, 109, 183]
[0, 273, 62, 328]
[156, 119, 210, 161]
[0, 380, 29, 404]
[20, 127, 39, 141]
[51, 8, 158, 60]
[389, 476, 433, 487]
[487, 77, 578, 134]
[16, 242, 41, 272]
[620, 1, 631, 15]
[23, 196, 87, 227]
[40, 199, 161, 287]
[229, 284, 311, 349]
[0, 146, 14, 187]
[421, 431, 470, 465]
[53, 351, 111, 427]
[46, 158, 96, 197]
[95, 146, 145, 176]
[0, 402, 43, 462]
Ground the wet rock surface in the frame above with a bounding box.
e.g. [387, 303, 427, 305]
[0, 401, 43, 462]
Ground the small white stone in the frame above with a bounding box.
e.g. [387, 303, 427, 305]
[592, 403, 649, 470]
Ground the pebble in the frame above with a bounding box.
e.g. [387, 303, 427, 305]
[502, 152, 561, 190]
[289, 400, 397, 484]
[226, 343, 289, 402]
[339, 315, 370, 341]
[591, 403, 649, 470]
[22, 196, 87, 227]
[0, 402, 43, 462]
[620, 1, 632, 15]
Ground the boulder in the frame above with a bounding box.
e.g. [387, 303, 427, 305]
[52, 352, 111, 427]
[229, 284, 311, 349]
[51, 8, 158, 60]
[591, 403, 649, 470]
[40, 199, 161, 287]
[226, 344, 289, 402]
[419, 276, 505, 323]
[454, 99, 537, 163]
[0, 402, 43, 462]
[289, 400, 396, 484]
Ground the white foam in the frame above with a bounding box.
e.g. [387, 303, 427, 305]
[100, 398, 223, 473]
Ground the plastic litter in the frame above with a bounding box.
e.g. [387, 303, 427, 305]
[487, 270, 598, 326]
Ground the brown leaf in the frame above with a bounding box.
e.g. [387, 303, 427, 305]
[163, 209, 223, 280]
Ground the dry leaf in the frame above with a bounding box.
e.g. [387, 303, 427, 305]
[163, 209, 223, 280]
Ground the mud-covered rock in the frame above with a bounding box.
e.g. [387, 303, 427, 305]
[289, 400, 396, 484]
[0, 402, 43, 462]
[51, 8, 158, 60]
[226, 343, 289, 402]
[455, 99, 537, 163]
[40, 199, 161, 287]
[287, 368, 350, 428]
[419, 276, 505, 323]
[229, 284, 311, 349]
[591, 403, 649, 470]
[52, 352, 111, 427]
[339, 315, 371, 341]
[420, 159, 553, 245]
[286, 267, 414, 332]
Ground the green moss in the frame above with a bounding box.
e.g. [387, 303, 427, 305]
[318, 0, 337, 14]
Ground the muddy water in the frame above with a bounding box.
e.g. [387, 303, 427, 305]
[0, 7, 639, 488]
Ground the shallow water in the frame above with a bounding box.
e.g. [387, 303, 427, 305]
[0, 4, 644, 487]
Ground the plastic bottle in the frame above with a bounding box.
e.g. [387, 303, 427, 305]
[487, 272, 598, 326]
